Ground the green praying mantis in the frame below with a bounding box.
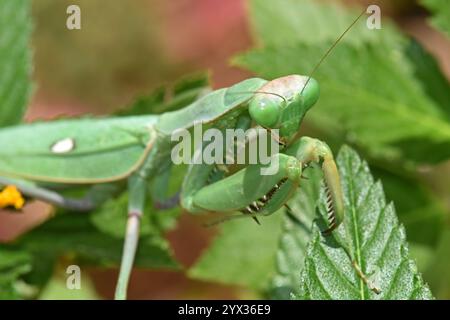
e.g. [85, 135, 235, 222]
[0, 11, 374, 299]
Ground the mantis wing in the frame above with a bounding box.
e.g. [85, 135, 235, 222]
[0, 116, 158, 183]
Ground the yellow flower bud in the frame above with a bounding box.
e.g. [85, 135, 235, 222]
[0, 185, 25, 209]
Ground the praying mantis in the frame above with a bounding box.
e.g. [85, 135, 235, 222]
[0, 11, 371, 299]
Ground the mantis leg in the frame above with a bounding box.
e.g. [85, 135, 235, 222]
[115, 173, 148, 300]
[0, 176, 119, 211]
[115, 127, 161, 299]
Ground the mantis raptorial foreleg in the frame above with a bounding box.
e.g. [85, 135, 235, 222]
[181, 136, 343, 233]
[286, 137, 379, 293]
[285, 137, 344, 234]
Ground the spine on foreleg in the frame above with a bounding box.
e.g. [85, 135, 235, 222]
[321, 156, 344, 233]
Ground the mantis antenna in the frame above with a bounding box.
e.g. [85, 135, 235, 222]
[300, 8, 367, 95]
[232, 91, 288, 103]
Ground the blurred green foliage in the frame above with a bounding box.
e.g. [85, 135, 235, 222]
[0, 0, 31, 127]
[421, 0, 450, 37]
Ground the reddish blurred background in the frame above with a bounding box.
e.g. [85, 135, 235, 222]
[1, 0, 449, 299]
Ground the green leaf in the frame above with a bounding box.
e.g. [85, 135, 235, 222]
[2, 212, 180, 297]
[116, 72, 209, 116]
[0, 0, 32, 127]
[22, 251, 56, 290]
[17, 213, 179, 269]
[188, 213, 284, 290]
[269, 166, 321, 299]
[249, 0, 400, 47]
[295, 146, 433, 300]
[0, 248, 32, 299]
[421, 0, 450, 37]
[0, 248, 31, 280]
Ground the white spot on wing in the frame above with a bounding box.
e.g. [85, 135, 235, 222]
[51, 138, 75, 154]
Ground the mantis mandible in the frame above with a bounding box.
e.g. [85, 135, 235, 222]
[0, 11, 369, 299]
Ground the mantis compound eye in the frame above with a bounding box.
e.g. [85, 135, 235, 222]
[249, 95, 282, 128]
[300, 77, 320, 110]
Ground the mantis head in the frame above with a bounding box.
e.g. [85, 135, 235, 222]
[248, 8, 366, 143]
[248, 75, 320, 141]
